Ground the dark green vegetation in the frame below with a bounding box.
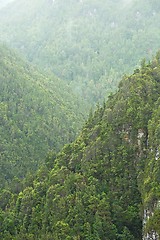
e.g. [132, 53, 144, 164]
[142, 99, 160, 237]
[0, 44, 87, 188]
[0, 0, 160, 238]
[0, 53, 160, 239]
[0, 0, 160, 103]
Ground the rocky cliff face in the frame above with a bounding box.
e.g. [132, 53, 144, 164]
[143, 208, 159, 240]
[142, 101, 160, 239]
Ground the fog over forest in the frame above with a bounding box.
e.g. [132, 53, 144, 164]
[0, 1, 160, 239]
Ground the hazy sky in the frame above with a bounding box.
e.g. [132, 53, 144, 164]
[121, 0, 134, 6]
[0, 0, 15, 9]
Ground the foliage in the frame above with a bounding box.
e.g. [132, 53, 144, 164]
[0, 44, 87, 188]
[1, 53, 160, 239]
[0, 0, 160, 104]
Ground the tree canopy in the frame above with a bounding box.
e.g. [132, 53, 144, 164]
[0, 51, 159, 239]
[0, 44, 87, 188]
[0, 0, 160, 104]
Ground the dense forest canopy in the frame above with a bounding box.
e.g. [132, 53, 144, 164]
[0, 52, 160, 239]
[0, 44, 87, 188]
[0, 0, 160, 239]
[0, 0, 160, 104]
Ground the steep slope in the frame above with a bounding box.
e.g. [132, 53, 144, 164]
[0, 44, 86, 188]
[0, 0, 160, 104]
[142, 99, 160, 239]
[0, 53, 159, 239]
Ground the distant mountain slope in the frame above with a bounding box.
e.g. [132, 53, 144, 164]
[0, 44, 86, 188]
[0, 0, 160, 104]
[0, 52, 159, 239]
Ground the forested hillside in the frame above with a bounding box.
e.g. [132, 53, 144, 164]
[0, 52, 159, 240]
[0, 1, 160, 239]
[0, 44, 86, 189]
[0, 0, 160, 104]
[142, 101, 160, 239]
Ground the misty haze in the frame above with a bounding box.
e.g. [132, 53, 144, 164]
[0, 0, 160, 239]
